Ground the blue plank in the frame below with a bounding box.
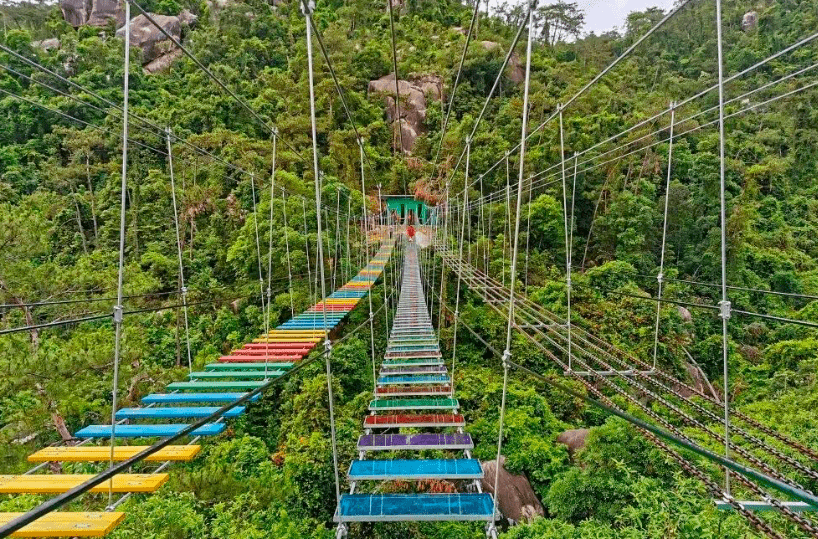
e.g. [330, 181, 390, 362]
[141, 392, 259, 404]
[336, 493, 494, 522]
[348, 459, 483, 480]
[115, 406, 245, 419]
[75, 423, 225, 438]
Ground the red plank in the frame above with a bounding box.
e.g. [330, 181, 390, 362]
[241, 343, 316, 350]
[218, 355, 303, 363]
[231, 348, 312, 355]
[364, 414, 465, 426]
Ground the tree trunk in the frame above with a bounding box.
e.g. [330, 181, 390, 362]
[86, 154, 99, 241]
[70, 185, 89, 255]
[130, 185, 140, 260]
[51, 412, 72, 442]
[0, 278, 39, 347]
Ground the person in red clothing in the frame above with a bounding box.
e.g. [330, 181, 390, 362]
[407, 224, 415, 242]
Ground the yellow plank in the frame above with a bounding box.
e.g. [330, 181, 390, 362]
[28, 445, 200, 463]
[253, 338, 322, 343]
[0, 474, 169, 494]
[266, 330, 325, 334]
[261, 334, 324, 338]
[0, 512, 125, 538]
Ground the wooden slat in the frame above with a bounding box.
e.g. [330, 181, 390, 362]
[0, 512, 125, 537]
[0, 474, 169, 493]
[27, 445, 200, 463]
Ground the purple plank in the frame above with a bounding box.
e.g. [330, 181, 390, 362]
[357, 433, 473, 451]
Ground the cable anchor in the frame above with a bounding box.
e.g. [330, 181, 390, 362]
[718, 300, 732, 320]
[656, 272, 664, 284]
[300, 0, 314, 15]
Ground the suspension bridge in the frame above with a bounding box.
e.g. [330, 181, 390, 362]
[1, 0, 818, 537]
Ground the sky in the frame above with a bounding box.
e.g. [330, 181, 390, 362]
[490, 0, 677, 36]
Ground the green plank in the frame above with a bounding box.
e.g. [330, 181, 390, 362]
[190, 370, 286, 379]
[167, 381, 269, 391]
[369, 398, 458, 410]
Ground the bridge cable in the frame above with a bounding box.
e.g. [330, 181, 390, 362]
[451, 254, 818, 484]
[358, 141, 378, 392]
[128, 0, 301, 158]
[715, 0, 733, 494]
[558, 105, 574, 370]
[450, 141, 471, 398]
[442, 5, 532, 193]
[0, 294, 386, 538]
[440, 252, 817, 535]
[430, 0, 481, 179]
[385, 0, 404, 160]
[266, 133, 278, 368]
[280, 188, 296, 316]
[106, 1, 130, 505]
[465, 0, 701, 192]
[302, 0, 342, 516]
[475, 55, 818, 209]
[491, 3, 535, 534]
[166, 129, 193, 374]
[248, 173, 271, 382]
[651, 103, 676, 371]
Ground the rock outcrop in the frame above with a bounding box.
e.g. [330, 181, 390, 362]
[480, 40, 525, 83]
[59, 0, 124, 27]
[368, 73, 443, 154]
[556, 428, 590, 458]
[742, 11, 758, 31]
[115, 10, 197, 67]
[32, 38, 61, 51]
[480, 456, 544, 524]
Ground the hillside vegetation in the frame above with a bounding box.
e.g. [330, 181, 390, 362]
[1, 0, 817, 537]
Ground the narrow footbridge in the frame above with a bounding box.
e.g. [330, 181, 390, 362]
[335, 241, 495, 536]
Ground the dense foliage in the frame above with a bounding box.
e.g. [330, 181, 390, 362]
[1, 0, 817, 537]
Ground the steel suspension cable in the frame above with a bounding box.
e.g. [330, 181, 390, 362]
[492, 4, 535, 533]
[280, 189, 296, 316]
[443, 5, 532, 192]
[385, 0, 404, 157]
[431, 0, 481, 176]
[128, 0, 301, 157]
[166, 129, 193, 374]
[450, 142, 471, 399]
[106, 2, 130, 505]
[302, 1, 341, 517]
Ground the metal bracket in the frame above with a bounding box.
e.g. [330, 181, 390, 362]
[300, 0, 314, 15]
[485, 522, 499, 539]
[718, 300, 732, 320]
[335, 523, 348, 539]
[656, 272, 664, 284]
[113, 305, 123, 324]
[501, 349, 511, 370]
[324, 338, 333, 354]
